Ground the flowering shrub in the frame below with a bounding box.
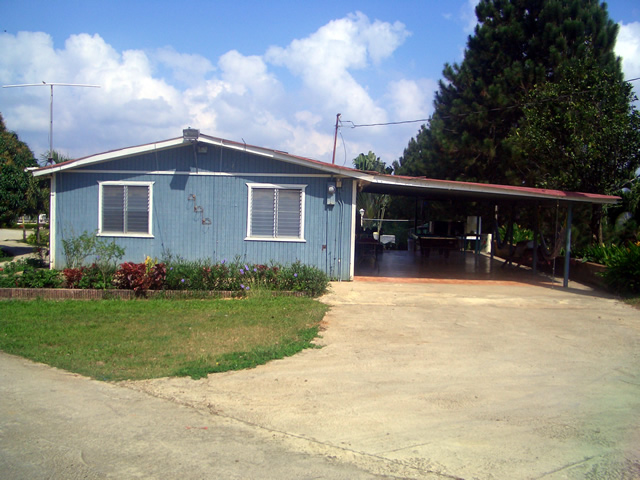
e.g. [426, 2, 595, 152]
[163, 259, 328, 296]
[1, 256, 328, 297]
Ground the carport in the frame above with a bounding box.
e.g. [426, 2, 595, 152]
[352, 173, 620, 287]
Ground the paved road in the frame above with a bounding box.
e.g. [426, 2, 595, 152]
[2, 280, 640, 479]
[0, 353, 395, 480]
[0, 228, 39, 262]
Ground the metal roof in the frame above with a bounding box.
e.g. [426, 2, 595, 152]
[32, 132, 619, 206]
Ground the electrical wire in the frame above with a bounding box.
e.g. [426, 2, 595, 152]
[342, 76, 640, 129]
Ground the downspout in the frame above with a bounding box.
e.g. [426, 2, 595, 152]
[49, 173, 57, 269]
[325, 199, 330, 277]
[349, 180, 358, 280]
[337, 183, 343, 281]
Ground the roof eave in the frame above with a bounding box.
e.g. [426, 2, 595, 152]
[361, 175, 620, 205]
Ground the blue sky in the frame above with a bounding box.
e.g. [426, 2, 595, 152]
[1, 0, 639, 166]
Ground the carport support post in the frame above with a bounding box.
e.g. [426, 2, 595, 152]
[563, 204, 573, 288]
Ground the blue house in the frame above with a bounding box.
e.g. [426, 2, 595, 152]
[34, 129, 362, 280]
[33, 128, 619, 285]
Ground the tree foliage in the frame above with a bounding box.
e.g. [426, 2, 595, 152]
[395, 0, 625, 188]
[354, 151, 392, 232]
[0, 113, 38, 226]
[507, 55, 640, 194]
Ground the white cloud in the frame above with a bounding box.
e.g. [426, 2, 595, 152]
[617, 22, 640, 83]
[265, 12, 409, 123]
[0, 14, 428, 165]
[461, 0, 480, 34]
[155, 46, 215, 87]
[386, 78, 436, 121]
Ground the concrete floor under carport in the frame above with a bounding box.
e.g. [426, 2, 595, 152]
[356, 174, 620, 288]
[354, 247, 568, 286]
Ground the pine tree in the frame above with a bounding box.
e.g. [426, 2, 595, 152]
[395, 0, 623, 187]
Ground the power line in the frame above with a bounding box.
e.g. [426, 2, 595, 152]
[342, 76, 640, 130]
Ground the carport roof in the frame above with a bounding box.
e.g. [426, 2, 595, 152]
[357, 172, 620, 206]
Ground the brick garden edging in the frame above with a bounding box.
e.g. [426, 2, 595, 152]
[0, 288, 307, 300]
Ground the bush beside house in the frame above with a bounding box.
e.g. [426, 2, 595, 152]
[0, 257, 329, 297]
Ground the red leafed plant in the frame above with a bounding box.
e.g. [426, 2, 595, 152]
[113, 261, 166, 295]
[62, 268, 84, 289]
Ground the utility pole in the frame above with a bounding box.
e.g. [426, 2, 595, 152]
[2, 82, 100, 163]
[331, 113, 341, 164]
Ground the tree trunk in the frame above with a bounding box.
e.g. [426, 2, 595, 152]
[591, 204, 603, 244]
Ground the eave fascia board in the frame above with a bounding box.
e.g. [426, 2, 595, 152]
[32, 137, 185, 177]
[365, 175, 620, 205]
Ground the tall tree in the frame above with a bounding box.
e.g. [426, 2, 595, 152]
[506, 54, 640, 239]
[0, 113, 38, 227]
[395, 0, 623, 187]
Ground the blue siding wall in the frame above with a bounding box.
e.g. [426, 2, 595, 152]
[53, 144, 354, 279]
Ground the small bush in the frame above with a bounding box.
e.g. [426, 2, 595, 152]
[0, 247, 14, 261]
[0, 260, 29, 287]
[163, 259, 328, 296]
[274, 261, 329, 297]
[113, 260, 166, 295]
[63, 268, 84, 288]
[16, 266, 62, 288]
[63, 264, 114, 289]
[165, 259, 244, 292]
[62, 230, 97, 268]
[574, 244, 615, 265]
[26, 230, 49, 246]
[600, 242, 640, 294]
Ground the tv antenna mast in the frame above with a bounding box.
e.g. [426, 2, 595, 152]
[2, 82, 100, 163]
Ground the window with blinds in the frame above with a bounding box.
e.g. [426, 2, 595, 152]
[247, 184, 305, 241]
[99, 182, 152, 236]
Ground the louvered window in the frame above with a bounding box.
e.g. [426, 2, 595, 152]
[247, 184, 305, 241]
[99, 182, 153, 236]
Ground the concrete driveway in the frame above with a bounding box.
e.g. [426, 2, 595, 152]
[128, 280, 640, 479]
[0, 227, 39, 263]
[2, 279, 640, 479]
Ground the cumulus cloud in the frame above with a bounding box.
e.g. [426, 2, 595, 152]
[461, 0, 480, 34]
[386, 78, 437, 121]
[0, 13, 422, 165]
[265, 11, 409, 123]
[617, 22, 640, 89]
[155, 46, 215, 87]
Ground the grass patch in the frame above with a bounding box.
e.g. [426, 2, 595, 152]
[0, 295, 328, 381]
[623, 295, 640, 310]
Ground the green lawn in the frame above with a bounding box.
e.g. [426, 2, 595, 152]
[0, 294, 328, 381]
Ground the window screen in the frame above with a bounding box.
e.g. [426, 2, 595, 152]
[249, 185, 304, 240]
[101, 184, 151, 235]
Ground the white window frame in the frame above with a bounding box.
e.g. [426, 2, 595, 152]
[98, 181, 154, 237]
[245, 183, 306, 242]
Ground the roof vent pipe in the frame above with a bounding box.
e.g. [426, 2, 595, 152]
[183, 128, 199, 142]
